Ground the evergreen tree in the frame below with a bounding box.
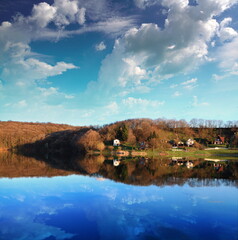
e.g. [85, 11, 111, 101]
[116, 124, 128, 141]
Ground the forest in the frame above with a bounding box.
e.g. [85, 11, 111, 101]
[0, 118, 237, 156]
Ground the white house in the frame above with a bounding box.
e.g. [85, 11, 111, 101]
[113, 139, 120, 146]
[186, 139, 194, 146]
[113, 159, 120, 167]
[186, 161, 194, 169]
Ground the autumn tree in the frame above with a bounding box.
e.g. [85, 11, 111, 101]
[76, 129, 104, 152]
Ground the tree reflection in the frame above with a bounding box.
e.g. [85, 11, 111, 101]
[0, 152, 237, 187]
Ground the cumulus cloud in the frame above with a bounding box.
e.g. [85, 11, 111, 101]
[218, 18, 238, 42]
[1, 47, 78, 85]
[53, 0, 86, 27]
[0, 1, 81, 92]
[31, 2, 57, 28]
[95, 41, 106, 51]
[126, 0, 238, 74]
[83, 0, 237, 105]
[216, 36, 238, 72]
[29, 0, 86, 28]
[0, 36, 78, 115]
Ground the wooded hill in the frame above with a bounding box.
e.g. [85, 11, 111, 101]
[1, 118, 237, 155]
[0, 121, 81, 149]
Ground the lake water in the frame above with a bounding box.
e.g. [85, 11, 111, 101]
[0, 153, 237, 240]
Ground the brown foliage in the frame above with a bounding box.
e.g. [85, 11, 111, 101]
[76, 129, 104, 152]
[0, 121, 80, 149]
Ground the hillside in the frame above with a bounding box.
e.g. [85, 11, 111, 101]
[0, 121, 82, 149]
[0, 119, 237, 155]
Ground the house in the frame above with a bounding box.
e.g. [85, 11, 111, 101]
[186, 139, 194, 147]
[113, 139, 120, 146]
[186, 161, 194, 169]
[214, 135, 225, 145]
[113, 159, 120, 167]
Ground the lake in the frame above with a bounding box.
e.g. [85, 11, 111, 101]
[0, 153, 237, 240]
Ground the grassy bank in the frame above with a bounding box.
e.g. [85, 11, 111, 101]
[102, 146, 238, 160]
[164, 148, 238, 160]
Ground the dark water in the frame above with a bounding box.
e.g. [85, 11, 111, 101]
[0, 153, 238, 240]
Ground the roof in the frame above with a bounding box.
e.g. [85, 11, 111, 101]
[218, 135, 225, 142]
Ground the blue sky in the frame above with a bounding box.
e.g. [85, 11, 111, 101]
[0, 0, 238, 126]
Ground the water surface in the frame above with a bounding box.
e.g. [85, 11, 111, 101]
[0, 153, 237, 240]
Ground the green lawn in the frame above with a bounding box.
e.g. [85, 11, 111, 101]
[102, 145, 238, 160]
[164, 148, 238, 160]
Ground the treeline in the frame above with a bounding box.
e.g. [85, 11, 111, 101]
[0, 118, 238, 152]
[0, 152, 76, 178]
[2, 151, 237, 184]
[99, 118, 238, 148]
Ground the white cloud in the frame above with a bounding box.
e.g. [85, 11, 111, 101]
[181, 78, 197, 85]
[170, 78, 198, 91]
[122, 97, 164, 108]
[72, 17, 136, 37]
[31, 2, 57, 28]
[134, 0, 158, 9]
[17, 100, 27, 107]
[53, 0, 86, 27]
[170, 84, 178, 88]
[38, 87, 59, 97]
[0, 0, 136, 46]
[83, 0, 237, 106]
[105, 102, 119, 114]
[212, 74, 226, 81]
[173, 91, 181, 97]
[97, 0, 229, 89]
[193, 96, 209, 107]
[95, 41, 106, 51]
[181, 78, 198, 90]
[1, 52, 78, 85]
[38, 87, 75, 100]
[216, 36, 238, 72]
[77, 7, 86, 25]
[29, 0, 87, 28]
[4, 100, 28, 108]
[183, 84, 197, 90]
[218, 18, 238, 42]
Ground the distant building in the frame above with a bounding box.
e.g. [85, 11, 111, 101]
[113, 159, 120, 167]
[186, 139, 194, 146]
[177, 141, 184, 146]
[113, 139, 120, 146]
[214, 135, 225, 145]
[186, 161, 194, 169]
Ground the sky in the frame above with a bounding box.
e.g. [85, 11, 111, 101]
[0, 0, 238, 126]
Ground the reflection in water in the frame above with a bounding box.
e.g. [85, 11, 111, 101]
[0, 152, 237, 240]
[0, 175, 237, 240]
[0, 152, 238, 186]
